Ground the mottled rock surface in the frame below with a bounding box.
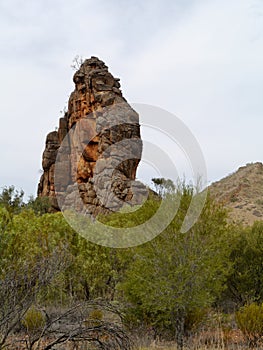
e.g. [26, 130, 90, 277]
[38, 57, 146, 215]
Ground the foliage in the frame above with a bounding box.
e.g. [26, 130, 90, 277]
[0, 186, 52, 216]
[3, 182, 263, 348]
[26, 195, 52, 215]
[89, 308, 104, 321]
[22, 306, 46, 333]
[118, 188, 231, 349]
[62, 237, 123, 301]
[98, 191, 160, 228]
[184, 308, 208, 335]
[151, 177, 175, 197]
[224, 221, 263, 306]
[236, 303, 263, 347]
[0, 206, 127, 303]
[0, 206, 12, 261]
[0, 185, 24, 214]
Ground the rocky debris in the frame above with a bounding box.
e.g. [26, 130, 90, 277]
[38, 57, 146, 215]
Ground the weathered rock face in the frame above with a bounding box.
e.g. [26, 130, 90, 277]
[38, 56, 145, 215]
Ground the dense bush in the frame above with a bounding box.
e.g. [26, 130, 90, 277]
[1, 185, 263, 349]
[223, 221, 263, 307]
[118, 190, 232, 349]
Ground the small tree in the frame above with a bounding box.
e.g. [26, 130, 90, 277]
[119, 188, 231, 349]
[0, 185, 24, 214]
[151, 177, 175, 197]
[71, 55, 84, 70]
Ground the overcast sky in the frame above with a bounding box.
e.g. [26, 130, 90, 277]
[0, 0, 262, 198]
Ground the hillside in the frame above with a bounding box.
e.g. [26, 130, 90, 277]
[209, 162, 263, 225]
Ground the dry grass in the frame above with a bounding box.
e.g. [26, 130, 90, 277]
[133, 316, 249, 350]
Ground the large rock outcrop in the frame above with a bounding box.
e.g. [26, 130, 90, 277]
[38, 57, 145, 215]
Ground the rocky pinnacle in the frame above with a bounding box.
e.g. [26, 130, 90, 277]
[38, 56, 146, 215]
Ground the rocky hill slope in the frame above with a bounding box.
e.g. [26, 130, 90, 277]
[209, 162, 263, 225]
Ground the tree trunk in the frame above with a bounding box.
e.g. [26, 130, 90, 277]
[172, 308, 185, 350]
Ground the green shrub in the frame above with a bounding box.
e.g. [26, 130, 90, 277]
[236, 303, 263, 347]
[26, 195, 52, 215]
[89, 308, 103, 321]
[22, 306, 45, 333]
[84, 309, 104, 328]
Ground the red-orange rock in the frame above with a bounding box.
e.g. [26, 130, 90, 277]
[38, 57, 145, 215]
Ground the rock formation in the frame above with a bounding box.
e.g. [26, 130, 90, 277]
[38, 57, 146, 215]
